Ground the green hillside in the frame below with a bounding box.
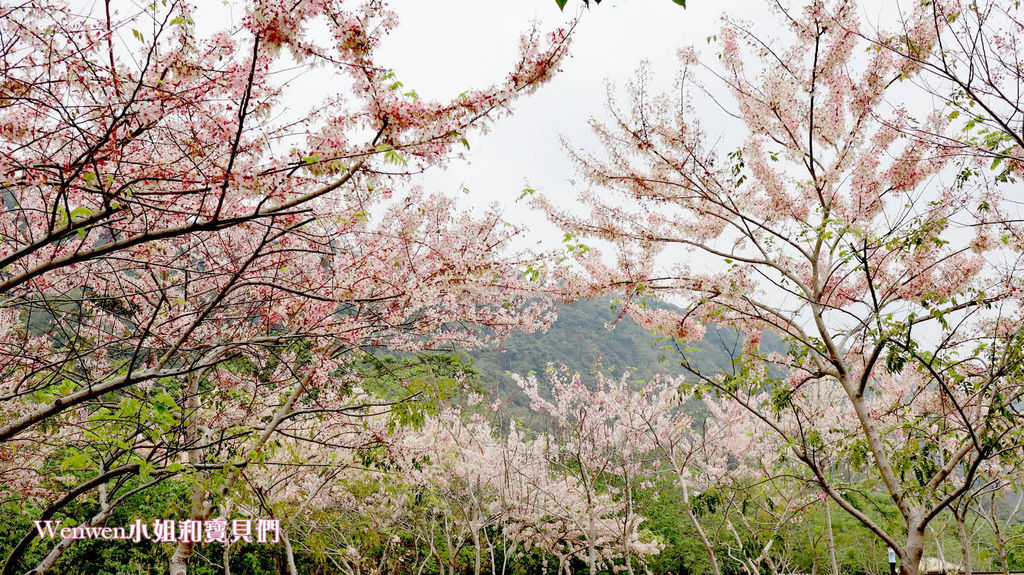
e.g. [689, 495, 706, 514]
[467, 297, 785, 419]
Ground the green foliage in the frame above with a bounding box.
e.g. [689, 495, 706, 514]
[3, 480, 199, 575]
[355, 352, 479, 429]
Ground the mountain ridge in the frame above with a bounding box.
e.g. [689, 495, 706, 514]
[467, 297, 786, 418]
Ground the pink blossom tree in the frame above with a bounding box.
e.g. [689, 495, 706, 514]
[633, 381, 766, 575]
[516, 368, 667, 575]
[540, 1, 1024, 574]
[876, 0, 1024, 184]
[0, 1, 573, 573]
[391, 400, 633, 575]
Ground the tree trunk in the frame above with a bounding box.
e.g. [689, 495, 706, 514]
[223, 541, 232, 575]
[623, 475, 635, 575]
[170, 378, 307, 574]
[992, 525, 1010, 575]
[988, 493, 1011, 575]
[483, 525, 498, 575]
[901, 527, 927, 575]
[825, 500, 839, 575]
[587, 498, 597, 575]
[471, 523, 482, 575]
[169, 540, 194, 575]
[31, 507, 113, 575]
[282, 531, 298, 575]
[955, 510, 972, 575]
[681, 479, 721, 575]
[169, 486, 203, 575]
[169, 372, 205, 575]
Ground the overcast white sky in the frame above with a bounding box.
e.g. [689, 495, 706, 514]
[367, 0, 996, 336]
[373, 0, 777, 249]
[185, 0, 1002, 338]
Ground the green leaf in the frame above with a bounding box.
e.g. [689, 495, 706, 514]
[61, 452, 91, 471]
[139, 461, 154, 481]
[555, 0, 568, 8]
[384, 149, 407, 167]
[70, 207, 94, 221]
[671, 0, 686, 5]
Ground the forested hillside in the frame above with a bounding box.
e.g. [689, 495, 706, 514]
[468, 297, 786, 419]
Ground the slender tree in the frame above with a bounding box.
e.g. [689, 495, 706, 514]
[542, 1, 1024, 573]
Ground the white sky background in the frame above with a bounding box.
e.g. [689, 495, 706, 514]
[180, 0, 772, 280]
[368, 0, 1024, 345]
[370, 0, 940, 257]
[87, 0, 1018, 349]
[373, 0, 776, 252]
[188, 0, 1011, 341]
[369, 0, 943, 326]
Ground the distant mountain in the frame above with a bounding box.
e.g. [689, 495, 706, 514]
[466, 297, 786, 421]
